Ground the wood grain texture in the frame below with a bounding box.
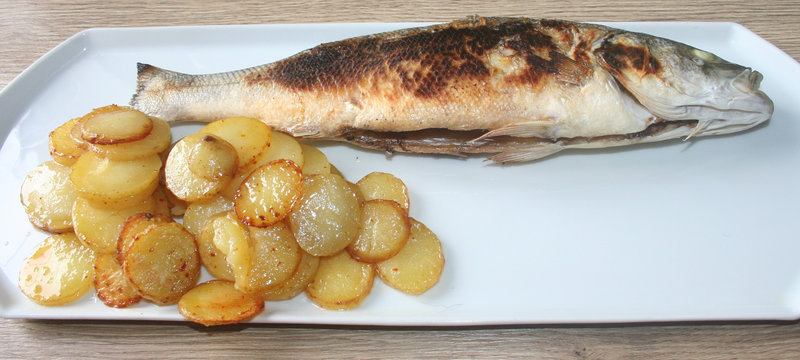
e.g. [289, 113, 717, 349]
[1, 1, 799, 359]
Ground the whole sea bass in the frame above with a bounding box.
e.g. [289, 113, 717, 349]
[131, 16, 773, 162]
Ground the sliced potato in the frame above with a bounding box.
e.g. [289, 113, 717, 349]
[188, 134, 238, 180]
[151, 186, 181, 216]
[357, 172, 410, 212]
[376, 218, 444, 295]
[79, 105, 153, 145]
[206, 211, 251, 286]
[72, 196, 157, 254]
[300, 143, 331, 175]
[234, 159, 303, 227]
[87, 116, 171, 160]
[241, 221, 303, 297]
[20, 161, 76, 233]
[183, 195, 234, 237]
[306, 251, 374, 310]
[49, 117, 87, 166]
[221, 131, 304, 199]
[121, 221, 200, 305]
[164, 133, 235, 202]
[288, 174, 361, 257]
[70, 152, 161, 209]
[18, 233, 96, 306]
[200, 117, 271, 168]
[93, 252, 142, 308]
[178, 280, 264, 326]
[196, 215, 235, 281]
[115, 213, 176, 273]
[347, 200, 410, 263]
[262, 251, 320, 301]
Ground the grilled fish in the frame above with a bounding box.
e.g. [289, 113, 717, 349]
[131, 16, 773, 162]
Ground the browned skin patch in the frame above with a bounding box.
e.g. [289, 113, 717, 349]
[596, 39, 661, 77]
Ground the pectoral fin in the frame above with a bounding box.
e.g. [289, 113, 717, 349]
[489, 143, 563, 163]
[471, 119, 555, 142]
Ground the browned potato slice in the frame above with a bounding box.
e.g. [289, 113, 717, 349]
[300, 143, 331, 175]
[347, 200, 410, 263]
[93, 252, 142, 308]
[206, 211, 251, 286]
[87, 116, 171, 160]
[183, 195, 233, 237]
[288, 174, 362, 257]
[49, 117, 87, 166]
[72, 196, 157, 254]
[357, 172, 410, 212]
[188, 134, 238, 180]
[70, 152, 161, 209]
[241, 221, 302, 297]
[121, 221, 200, 305]
[20, 161, 76, 233]
[221, 131, 304, 199]
[234, 159, 303, 227]
[18, 233, 96, 306]
[306, 251, 374, 310]
[164, 133, 235, 202]
[377, 219, 444, 295]
[116, 212, 174, 265]
[178, 280, 264, 326]
[79, 105, 153, 145]
[200, 117, 271, 168]
[262, 251, 320, 301]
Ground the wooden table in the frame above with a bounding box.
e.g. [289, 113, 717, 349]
[1, 1, 799, 358]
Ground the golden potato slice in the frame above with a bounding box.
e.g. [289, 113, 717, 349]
[151, 186, 184, 216]
[206, 211, 251, 286]
[70, 152, 161, 209]
[20, 161, 76, 233]
[300, 143, 331, 175]
[87, 116, 171, 160]
[93, 252, 142, 308]
[18, 233, 96, 306]
[241, 221, 302, 297]
[178, 280, 264, 326]
[262, 251, 319, 301]
[116, 212, 174, 265]
[220, 131, 305, 199]
[199, 117, 271, 168]
[121, 221, 200, 305]
[188, 134, 238, 180]
[234, 159, 303, 227]
[196, 215, 235, 281]
[72, 196, 157, 254]
[377, 219, 444, 295]
[164, 133, 235, 202]
[183, 195, 233, 237]
[49, 117, 87, 166]
[357, 172, 410, 212]
[347, 200, 411, 263]
[306, 251, 374, 310]
[79, 105, 153, 145]
[288, 174, 362, 257]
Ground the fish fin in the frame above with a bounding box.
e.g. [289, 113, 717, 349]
[489, 143, 563, 163]
[471, 119, 554, 142]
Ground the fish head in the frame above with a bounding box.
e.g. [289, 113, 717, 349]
[595, 32, 773, 137]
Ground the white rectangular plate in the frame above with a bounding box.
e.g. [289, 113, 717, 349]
[1, 21, 799, 326]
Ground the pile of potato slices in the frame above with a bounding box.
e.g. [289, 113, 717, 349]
[18, 105, 445, 326]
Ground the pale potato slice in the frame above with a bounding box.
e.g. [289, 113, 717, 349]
[199, 117, 271, 168]
[70, 152, 161, 209]
[178, 280, 264, 326]
[234, 159, 303, 227]
[288, 174, 362, 257]
[196, 215, 235, 281]
[79, 105, 153, 145]
[49, 117, 87, 166]
[262, 251, 319, 301]
[377, 219, 444, 295]
[87, 116, 171, 160]
[183, 195, 234, 237]
[151, 186, 183, 216]
[72, 196, 157, 254]
[306, 251, 374, 310]
[164, 133, 235, 202]
[93, 252, 142, 308]
[206, 211, 251, 286]
[347, 200, 411, 263]
[20, 161, 76, 233]
[121, 221, 200, 305]
[116, 212, 174, 265]
[300, 143, 331, 175]
[18, 233, 96, 306]
[187, 134, 238, 180]
[241, 221, 302, 297]
[357, 172, 410, 212]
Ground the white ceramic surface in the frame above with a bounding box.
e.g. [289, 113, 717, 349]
[1, 22, 799, 325]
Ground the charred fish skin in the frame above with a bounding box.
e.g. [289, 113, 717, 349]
[131, 16, 773, 162]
